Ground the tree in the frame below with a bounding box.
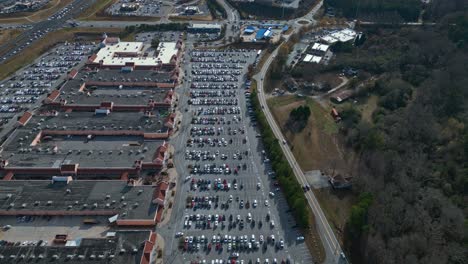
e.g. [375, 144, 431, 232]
[288, 105, 311, 131]
[151, 38, 160, 49]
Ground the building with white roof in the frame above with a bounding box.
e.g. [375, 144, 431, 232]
[311, 43, 330, 52]
[321, 35, 339, 44]
[321, 28, 357, 44]
[156, 42, 178, 65]
[88, 37, 181, 70]
[303, 54, 322, 63]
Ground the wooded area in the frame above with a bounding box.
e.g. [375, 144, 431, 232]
[325, 0, 422, 22]
[330, 9, 468, 264]
[288, 105, 311, 132]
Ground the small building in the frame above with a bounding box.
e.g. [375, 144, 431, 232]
[255, 28, 272, 40]
[311, 43, 330, 54]
[329, 174, 352, 189]
[284, 77, 298, 91]
[244, 26, 256, 35]
[330, 90, 354, 103]
[303, 54, 322, 63]
[330, 108, 341, 121]
[183, 6, 199, 15]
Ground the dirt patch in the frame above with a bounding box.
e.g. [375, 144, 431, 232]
[357, 95, 378, 124]
[268, 95, 346, 172]
[0, 29, 23, 46]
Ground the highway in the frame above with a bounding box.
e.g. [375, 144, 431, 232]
[253, 1, 348, 263]
[0, 0, 94, 62]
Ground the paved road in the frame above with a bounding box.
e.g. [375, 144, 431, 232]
[253, 1, 348, 264]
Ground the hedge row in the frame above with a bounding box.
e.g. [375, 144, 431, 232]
[121, 23, 189, 38]
[250, 87, 310, 228]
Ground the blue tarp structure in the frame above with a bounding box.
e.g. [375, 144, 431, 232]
[256, 29, 267, 39]
[244, 26, 255, 34]
[282, 25, 289, 32]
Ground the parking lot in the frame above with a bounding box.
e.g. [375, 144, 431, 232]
[106, 0, 173, 17]
[0, 42, 94, 132]
[163, 48, 313, 264]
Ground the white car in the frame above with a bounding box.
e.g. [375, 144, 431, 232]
[175, 232, 184, 237]
[264, 200, 269, 207]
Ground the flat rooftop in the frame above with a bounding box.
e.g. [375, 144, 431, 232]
[0, 230, 151, 264]
[76, 69, 175, 84]
[55, 69, 176, 106]
[0, 181, 157, 220]
[23, 111, 169, 134]
[91, 41, 178, 66]
[62, 87, 169, 106]
[2, 134, 165, 168]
